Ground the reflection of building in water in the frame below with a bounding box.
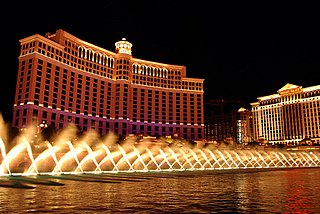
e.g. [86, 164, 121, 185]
[251, 83, 320, 146]
[12, 29, 204, 140]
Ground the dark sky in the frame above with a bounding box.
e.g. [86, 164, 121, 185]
[1, 1, 319, 122]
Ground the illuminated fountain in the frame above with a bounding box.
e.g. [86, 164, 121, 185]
[1, 115, 320, 177]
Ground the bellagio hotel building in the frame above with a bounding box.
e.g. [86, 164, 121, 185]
[251, 83, 320, 146]
[12, 29, 205, 140]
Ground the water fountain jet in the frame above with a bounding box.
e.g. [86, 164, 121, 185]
[1, 115, 320, 176]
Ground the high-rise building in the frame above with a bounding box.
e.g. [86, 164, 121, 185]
[12, 29, 204, 140]
[251, 83, 320, 146]
[236, 107, 253, 145]
[204, 99, 247, 144]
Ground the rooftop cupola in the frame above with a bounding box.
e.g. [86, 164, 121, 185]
[115, 38, 132, 55]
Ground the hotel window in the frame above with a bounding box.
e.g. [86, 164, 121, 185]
[162, 127, 166, 133]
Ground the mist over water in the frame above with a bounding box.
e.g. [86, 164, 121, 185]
[1, 112, 320, 176]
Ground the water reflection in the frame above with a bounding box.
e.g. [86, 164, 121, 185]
[1, 168, 320, 213]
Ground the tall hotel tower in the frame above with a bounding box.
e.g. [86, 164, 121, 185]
[251, 83, 320, 146]
[13, 29, 204, 140]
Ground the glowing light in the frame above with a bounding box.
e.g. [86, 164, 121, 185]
[0, 115, 320, 176]
[115, 38, 133, 55]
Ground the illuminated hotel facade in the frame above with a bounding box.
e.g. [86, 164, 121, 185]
[12, 29, 204, 140]
[251, 83, 320, 146]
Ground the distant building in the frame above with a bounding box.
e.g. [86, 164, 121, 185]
[251, 83, 320, 146]
[236, 107, 253, 145]
[204, 99, 247, 144]
[12, 29, 204, 140]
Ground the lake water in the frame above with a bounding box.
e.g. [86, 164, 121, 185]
[1, 167, 320, 213]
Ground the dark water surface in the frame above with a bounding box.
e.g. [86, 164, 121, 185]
[1, 168, 320, 213]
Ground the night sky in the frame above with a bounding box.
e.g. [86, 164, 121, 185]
[1, 1, 319, 123]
